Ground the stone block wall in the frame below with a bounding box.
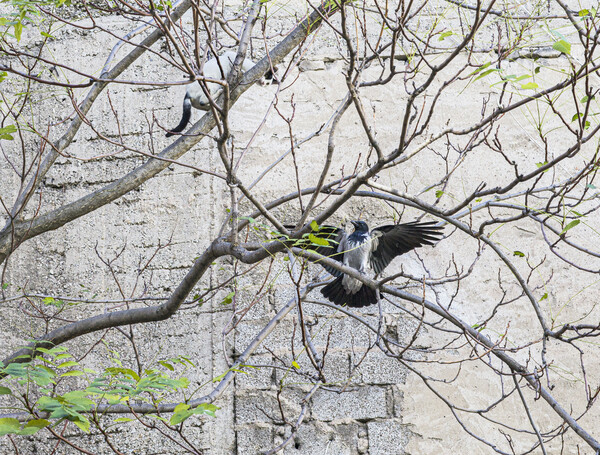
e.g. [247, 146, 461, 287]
[2, 0, 600, 454]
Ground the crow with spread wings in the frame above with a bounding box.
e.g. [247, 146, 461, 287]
[290, 220, 443, 307]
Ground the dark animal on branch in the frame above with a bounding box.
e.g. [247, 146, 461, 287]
[290, 220, 443, 307]
[166, 51, 278, 137]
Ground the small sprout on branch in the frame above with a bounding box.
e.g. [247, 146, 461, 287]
[560, 219, 580, 235]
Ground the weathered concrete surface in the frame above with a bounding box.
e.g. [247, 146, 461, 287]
[1, 1, 600, 454]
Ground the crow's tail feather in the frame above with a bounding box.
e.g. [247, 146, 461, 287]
[321, 276, 379, 308]
[166, 95, 192, 137]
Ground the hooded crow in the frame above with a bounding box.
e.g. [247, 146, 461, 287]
[291, 220, 443, 307]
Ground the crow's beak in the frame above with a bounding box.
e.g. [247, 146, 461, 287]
[351, 220, 360, 229]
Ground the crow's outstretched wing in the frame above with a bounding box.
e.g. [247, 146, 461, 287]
[286, 225, 347, 277]
[370, 221, 443, 275]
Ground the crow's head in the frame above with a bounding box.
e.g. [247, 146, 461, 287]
[350, 220, 369, 233]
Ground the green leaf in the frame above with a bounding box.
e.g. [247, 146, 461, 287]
[560, 219, 580, 235]
[61, 370, 85, 377]
[39, 357, 56, 366]
[0, 125, 17, 141]
[438, 30, 453, 41]
[72, 416, 90, 433]
[159, 361, 174, 371]
[180, 356, 195, 368]
[468, 61, 491, 77]
[114, 417, 133, 423]
[12, 354, 34, 360]
[63, 391, 95, 408]
[539, 293, 548, 301]
[513, 251, 525, 257]
[510, 74, 530, 83]
[474, 68, 500, 81]
[105, 367, 140, 381]
[221, 291, 235, 305]
[25, 419, 51, 429]
[149, 414, 170, 424]
[310, 220, 320, 232]
[104, 394, 126, 405]
[0, 418, 21, 435]
[580, 95, 595, 103]
[36, 365, 57, 376]
[0, 386, 12, 394]
[552, 39, 571, 55]
[291, 361, 300, 370]
[55, 353, 72, 361]
[170, 403, 192, 425]
[43, 297, 56, 306]
[520, 82, 538, 90]
[58, 361, 79, 369]
[471, 323, 485, 332]
[572, 113, 582, 122]
[19, 419, 50, 435]
[579, 9, 589, 16]
[308, 233, 329, 246]
[586, 183, 596, 189]
[3, 363, 28, 377]
[192, 403, 219, 418]
[14, 22, 23, 42]
[435, 190, 444, 198]
[40, 31, 54, 38]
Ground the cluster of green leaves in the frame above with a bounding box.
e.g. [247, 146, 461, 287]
[1, 345, 79, 387]
[468, 25, 578, 91]
[240, 216, 337, 252]
[305, 220, 332, 247]
[0, 416, 50, 436]
[148, 0, 172, 12]
[282, 220, 337, 249]
[571, 93, 597, 130]
[37, 390, 95, 432]
[88, 364, 190, 406]
[0, 345, 94, 434]
[0, 348, 216, 436]
[470, 62, 541, 91]
[578, 8, 598, 19]
[0, 0, 71, 41]
[41, 296, 69, 308]
[239, 215, 283, 238]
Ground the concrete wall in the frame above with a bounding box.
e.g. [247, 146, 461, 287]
[2, 0, 600, 454]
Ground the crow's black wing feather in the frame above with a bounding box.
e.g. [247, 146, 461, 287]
[370, 221, 443, 275]
[285, 225, 347, 277]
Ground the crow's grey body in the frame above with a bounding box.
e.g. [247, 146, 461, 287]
[340, 229, 372, 294]
[292, 220, 443, 307]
